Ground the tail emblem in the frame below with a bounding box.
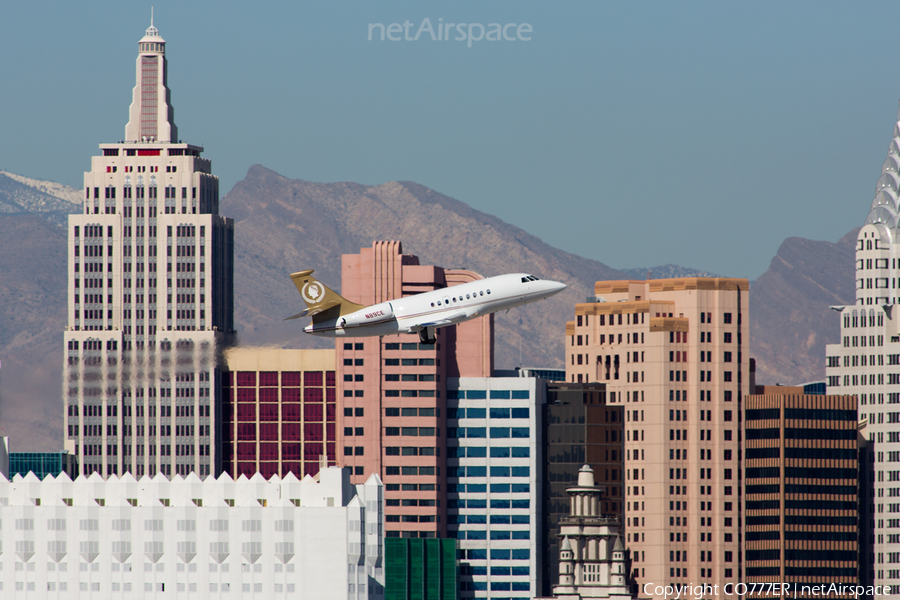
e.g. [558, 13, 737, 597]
[302, 282, 324, 304]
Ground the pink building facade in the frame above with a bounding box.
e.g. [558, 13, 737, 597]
[337, 241, 493, 538]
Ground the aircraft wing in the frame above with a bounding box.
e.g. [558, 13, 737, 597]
[283, 299, 341, 321]
[406, 311, 469, 332]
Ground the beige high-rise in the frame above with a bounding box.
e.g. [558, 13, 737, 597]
[63, 18, 234, 480]
[565, 278, 748, 596]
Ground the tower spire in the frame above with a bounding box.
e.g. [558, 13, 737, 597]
[125, 15, 177, 143]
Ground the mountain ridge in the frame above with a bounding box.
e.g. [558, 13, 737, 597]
[0, 166, 855, 450]
[223, 164, 630, 370]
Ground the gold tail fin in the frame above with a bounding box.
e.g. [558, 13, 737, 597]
[288, 269, 364, 323]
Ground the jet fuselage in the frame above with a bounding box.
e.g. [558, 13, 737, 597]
[303, 273, 565, 338]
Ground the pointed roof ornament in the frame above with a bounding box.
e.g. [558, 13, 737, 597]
[141, 6, 165, 43]
[147, 5, 158, 35]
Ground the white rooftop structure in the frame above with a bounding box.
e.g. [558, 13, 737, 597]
[537, 465, 632, 600]
[0, 466, 384, 598]
[825, 99, 900, 594]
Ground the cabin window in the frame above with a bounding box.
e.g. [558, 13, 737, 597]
[487, 290, 491, 294]
[480, 291, 484, 296]
[466, 294, 470, 299]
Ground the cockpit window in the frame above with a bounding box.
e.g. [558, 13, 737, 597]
[522, 275, 539, 282]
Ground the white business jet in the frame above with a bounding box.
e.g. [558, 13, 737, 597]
[285, 269, 566, 344]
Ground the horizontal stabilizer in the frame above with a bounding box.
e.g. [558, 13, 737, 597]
[283, 299, 342, 321]
[283, 309, 310, 321]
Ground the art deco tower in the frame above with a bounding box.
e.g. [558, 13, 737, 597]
[825, 102, 900, 594]
[63, 18, 234, 480]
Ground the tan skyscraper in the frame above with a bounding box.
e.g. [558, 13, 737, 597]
[63, 18, 234, 479]
[565, 278, 748, 595]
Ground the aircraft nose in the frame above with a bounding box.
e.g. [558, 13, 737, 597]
[547, 280, 567, 296]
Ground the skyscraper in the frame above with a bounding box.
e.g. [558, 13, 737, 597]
[542, 382, 624, 597]
[63, 18, 234, 479]
[744, 386, 859, 590]
[447, 376, 545, 598]
[824, 102, 900, 594]
[565, 277, 748, 593]
[743, 388, 858, 590]
[336, 240, 493, 538]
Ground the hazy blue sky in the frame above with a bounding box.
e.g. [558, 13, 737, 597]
[2, 1, 899, 279]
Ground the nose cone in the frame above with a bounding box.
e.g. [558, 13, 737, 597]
[546, 280, 567, 297]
